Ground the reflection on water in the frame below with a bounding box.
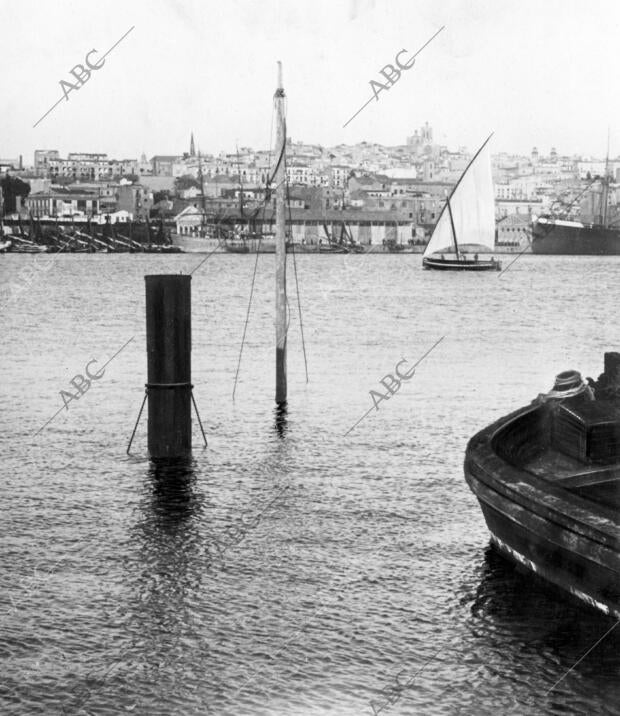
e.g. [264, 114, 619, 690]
[470, 546, 618, 636]
[274, 402, 288, 438]
[462, 546, 620, 715]
[120, 459, 205, 708]
[146, 457, 200, 524]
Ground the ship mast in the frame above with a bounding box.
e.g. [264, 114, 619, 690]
[274, 61, 287, 405]
[236, 146, 245, 218]
[235, 145, 247, 240]
[602, 128, 610, 227]
[447, 198, 460, 258]
[197, 149, 207, 237]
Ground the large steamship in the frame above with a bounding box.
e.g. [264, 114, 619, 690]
[532, 164, 620, 255]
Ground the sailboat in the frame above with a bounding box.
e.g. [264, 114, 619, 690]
[422, 134, 501, 271]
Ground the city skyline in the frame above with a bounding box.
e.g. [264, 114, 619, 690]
[5, 135, 619, 172]
[3, 0, 620, 166]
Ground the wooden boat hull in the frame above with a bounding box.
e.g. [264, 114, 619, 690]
[293, 243, 349, 254]
[465, 405, 620, 618]
[224, 243, 250, 253]
[9, 245, 50, 253]
[223, 240, 295, 254]
[423, 256, 501, 271]
[143, 245, 183, 253]
[170, 235, 223, 253]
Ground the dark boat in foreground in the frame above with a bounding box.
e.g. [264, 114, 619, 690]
[422, 134, 501, 272]
[465, 354, 620, 618]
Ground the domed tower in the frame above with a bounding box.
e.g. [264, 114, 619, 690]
[531, 146, 539, 164]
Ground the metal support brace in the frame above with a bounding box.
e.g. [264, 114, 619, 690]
[126, 383, 208, 454]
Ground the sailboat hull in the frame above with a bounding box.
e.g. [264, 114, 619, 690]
[423, 256, 501, 271]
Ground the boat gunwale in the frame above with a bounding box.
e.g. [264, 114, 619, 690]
[465, 403, 620, 545]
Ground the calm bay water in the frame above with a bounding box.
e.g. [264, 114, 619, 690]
[1, 252, 619, 715]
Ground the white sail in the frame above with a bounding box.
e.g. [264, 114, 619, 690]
[423, 200, 455, 256]
[423, 137, 495, 257]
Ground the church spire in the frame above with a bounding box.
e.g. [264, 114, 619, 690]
[190, 132, 196, 157]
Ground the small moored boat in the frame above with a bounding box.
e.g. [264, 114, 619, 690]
[465, 354, 620, 618]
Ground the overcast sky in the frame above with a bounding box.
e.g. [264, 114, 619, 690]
[4, 0, 620, 164]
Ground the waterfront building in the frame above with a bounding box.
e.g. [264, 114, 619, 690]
[23, 180, 151, 220]
[174, 205, 205, 236]
[173, 203, 415, 246]
[496, 213, 532, 250]
[26, 189, 102, 217]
